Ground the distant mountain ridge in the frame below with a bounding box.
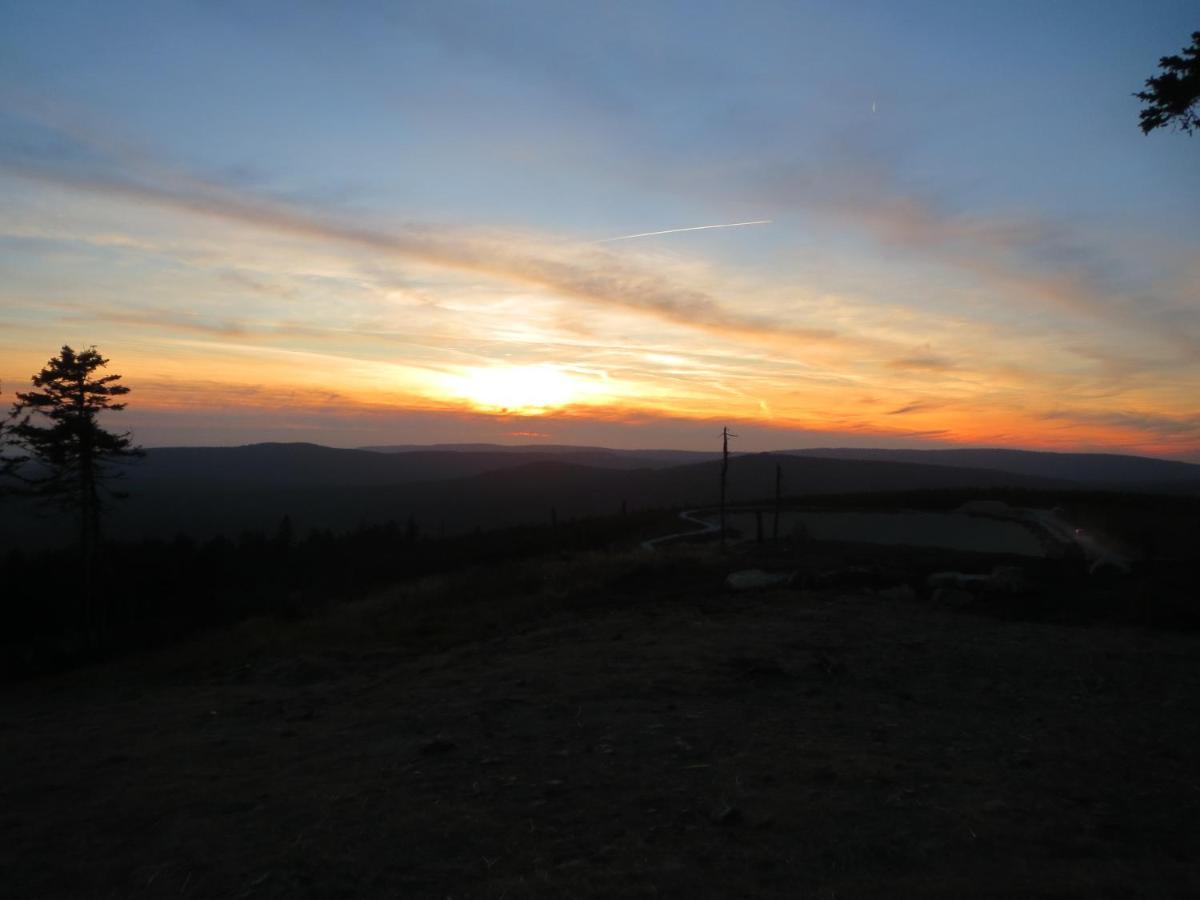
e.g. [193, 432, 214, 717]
[135, 441, 1199, 490]
[357, 441, 1200, 486]
[359, 442, 719, 465]
[786, 447, 1200, 487]
[125, 442, 682, 488]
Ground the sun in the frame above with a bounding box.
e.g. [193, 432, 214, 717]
[449, 364, 599, 414]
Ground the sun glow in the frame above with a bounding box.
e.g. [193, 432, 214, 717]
[447, 365, 606, 414]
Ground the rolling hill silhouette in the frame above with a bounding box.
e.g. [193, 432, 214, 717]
[359, 443, 718, 466]
[3, 442, 1195, 548]
[122, 442, 686, 488]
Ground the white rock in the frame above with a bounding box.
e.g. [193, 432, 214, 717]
[725, 569, 793, 591]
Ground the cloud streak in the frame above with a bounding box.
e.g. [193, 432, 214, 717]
[1, 148, 832, 349]
[886, 401, 938, 416]
[596, 220, 771, 242]
[677, 152, 1200, 363]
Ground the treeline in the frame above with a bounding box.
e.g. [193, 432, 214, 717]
[0, 509, 670, 677]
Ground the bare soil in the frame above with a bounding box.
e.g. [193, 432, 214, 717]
[3, 550, 1200, 898]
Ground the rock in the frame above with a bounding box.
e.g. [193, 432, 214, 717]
[710, 803, 743, 825]
[927, 571, 989, 591]
[725, 569, 794, 591]
[728, 656, 790, 680]
[419, 734, 456, 755]
[932, 587, 975, 608]
[988, 565, 1028, 594]
[808, 565, 889, 590]
[808, 766, 838, 784]
[1088, 556, 1131, 575]
[876, 584, 916, 602]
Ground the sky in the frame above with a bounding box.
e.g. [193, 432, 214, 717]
[1, 1, 1198, 458]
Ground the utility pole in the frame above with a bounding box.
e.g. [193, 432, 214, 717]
[720, 426, 736, 547]
[773, 462, 782, 542]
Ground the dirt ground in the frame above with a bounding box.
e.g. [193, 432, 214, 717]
[3, 550, 1200, 898]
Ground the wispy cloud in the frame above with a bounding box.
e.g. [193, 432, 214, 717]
[886, 352, 956, 372]
[681, 152, 1200, 361]
[886, 401, 938, 416]
[1040, 408, 1200, 441]
[1, 145, 830, 348]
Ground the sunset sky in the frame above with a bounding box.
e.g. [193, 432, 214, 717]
[2, 2, 1198, 458]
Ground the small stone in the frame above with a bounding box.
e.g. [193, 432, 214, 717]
[932, 587, 975, 608]
[711, 804, 743, 825]
[725, 569, 794, 591]
[420, 735, 456, 755]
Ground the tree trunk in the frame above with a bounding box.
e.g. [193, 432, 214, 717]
[720, 427, 734, 548]
[773, 463, 781, 542]
[79, 434, 101, 651]
[719, 476, 726, 548]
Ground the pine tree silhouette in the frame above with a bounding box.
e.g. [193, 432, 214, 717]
[10, 346, 143, 646]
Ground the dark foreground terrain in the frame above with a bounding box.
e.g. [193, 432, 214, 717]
[3, 545, 1199, 898]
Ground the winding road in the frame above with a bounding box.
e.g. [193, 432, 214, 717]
[642, 504, 1131, 572]
[640, 509, 720, 551]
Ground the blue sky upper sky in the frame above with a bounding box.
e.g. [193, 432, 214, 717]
[2, 1, 1198, 456]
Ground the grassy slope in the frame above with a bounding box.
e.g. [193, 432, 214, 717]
[2, 545, 1199, 898]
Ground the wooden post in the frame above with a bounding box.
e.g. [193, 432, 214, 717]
[720, 427, 736, 548]
[773, 462, 782, 542]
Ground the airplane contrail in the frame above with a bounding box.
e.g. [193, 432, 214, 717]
[596, 219, 772, 243]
